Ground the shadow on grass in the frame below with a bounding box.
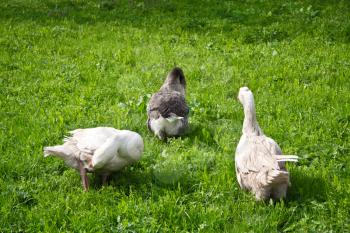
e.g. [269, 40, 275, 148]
[286, 170, 328, 202]
[185, 122, 218, 147]
[91, 166, 201, 197]
[143, 121, 219, 148]
[1, 0, 349, 43]
[91, 165, 150, 186]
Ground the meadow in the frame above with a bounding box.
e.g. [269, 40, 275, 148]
[0, 0, 349, 232]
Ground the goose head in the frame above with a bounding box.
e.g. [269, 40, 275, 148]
[161, 67, 186, 95]
[118, 131, 144, 162]
[237, 86, 254, 106]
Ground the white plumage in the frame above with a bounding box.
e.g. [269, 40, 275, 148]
[149, 115, 185, 137]
[44, 127, 144, 191]
[235, 87, 298, 200]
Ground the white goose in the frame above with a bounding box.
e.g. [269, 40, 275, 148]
[44, 127, 144, 191]
[235, 87, 298, 200]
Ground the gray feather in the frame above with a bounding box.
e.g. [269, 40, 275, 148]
[147, 67, 189, 139]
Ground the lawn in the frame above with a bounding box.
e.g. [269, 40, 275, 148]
[0, 0, 349, 232]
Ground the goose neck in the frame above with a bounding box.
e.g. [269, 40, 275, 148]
[242, 99, 262, 136]
[161, 84, 185, 95]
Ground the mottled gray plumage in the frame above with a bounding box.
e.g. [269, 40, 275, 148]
[147, 67, 189, 140]
[235, 87, 298, 201]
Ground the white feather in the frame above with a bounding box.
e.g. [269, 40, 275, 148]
[150, 116, 185, 139]
[276, 155, 299, 162]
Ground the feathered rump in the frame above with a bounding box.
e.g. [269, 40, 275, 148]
[265, 170, 289, 185]
[43, 145, 74, 158]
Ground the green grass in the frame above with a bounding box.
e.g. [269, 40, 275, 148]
[1, 0, 350, 232]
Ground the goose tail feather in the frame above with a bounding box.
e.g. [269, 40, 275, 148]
[43, 145, 73, 159]
[266, 170, 289, 185]
[275, 155, 299, 163]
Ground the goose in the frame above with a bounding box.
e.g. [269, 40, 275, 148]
[44, 127, 144, 191]
[235, 87, 298, 200]
[147, 67, 189, 140]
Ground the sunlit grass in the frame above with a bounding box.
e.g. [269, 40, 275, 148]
[0, 0, 349, 232]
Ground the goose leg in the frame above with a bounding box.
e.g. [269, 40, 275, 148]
[101, 174, 109, 186]
[157, 130, 166, 140]
[147, 119, 152, 131]
[271, 184, 287, 200]
[78, 160, 89, 191]
[254, 188, 269, 201]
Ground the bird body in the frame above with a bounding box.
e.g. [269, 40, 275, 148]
[149, 115, 185, 136]
[235, 87, 298, 200]
[44, 127, 144, 191]
[147, 67, 189, 140]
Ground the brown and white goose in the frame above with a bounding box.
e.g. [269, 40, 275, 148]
[147, 67, 189, 140]
[235, 87, 298, 200]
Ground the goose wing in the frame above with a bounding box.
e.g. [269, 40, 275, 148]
[235, 136, 280, 174]
[147, 91, 189, 119]
[91, 134, 120, 170]
[67, 127, 119, 154]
